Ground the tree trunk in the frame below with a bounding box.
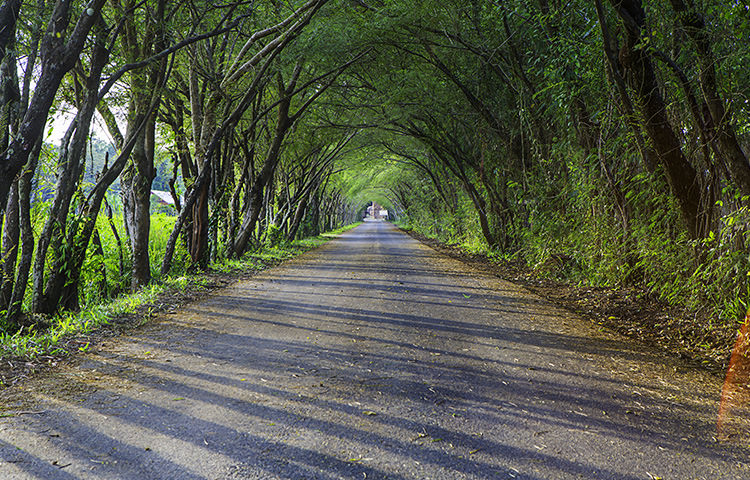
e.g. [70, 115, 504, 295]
[669, 0, 750, 198]
[0, 0, 21, 60]
[594, 0, 656, 173]
[610, 0, 703, 238]
[90, 228, 108, 299]
[311, 190, 321, 236]
[0, 0, 105, 212]
[190, 182, 210, 267]
[31, 26, 110, 314]
[104, 196, 125, 285]
[233, 88, 294, 257]
[286, 196, 309, 242]
[117, 0, 168, 289]
[1, 182, 19, 309]
[5, 140, 39, 323]
[127, 126, 157, 289]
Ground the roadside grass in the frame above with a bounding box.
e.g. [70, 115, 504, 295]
[0, 281, 183, 359]
[0, 222, 362, 363]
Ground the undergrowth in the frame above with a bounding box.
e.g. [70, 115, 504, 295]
[399, 182, 750, 337]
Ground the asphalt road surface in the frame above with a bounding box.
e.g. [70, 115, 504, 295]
[1, 221, 748, 479]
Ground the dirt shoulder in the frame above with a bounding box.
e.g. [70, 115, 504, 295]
[402, 229, 738, 376]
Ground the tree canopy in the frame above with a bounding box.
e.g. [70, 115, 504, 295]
[1, 0, 749, 332]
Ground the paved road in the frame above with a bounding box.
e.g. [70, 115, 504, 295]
[0, 221, 748, 479]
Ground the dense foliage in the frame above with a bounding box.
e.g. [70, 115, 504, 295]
[1, 0, 749, 341]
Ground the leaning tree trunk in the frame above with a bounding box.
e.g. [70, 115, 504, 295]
[232, 90, 294, 257]
[0, 0, 105, 213]
[31, 27, 111, 314]
[286, 196, 309, 242]
[610, 0, 703, 239]
[668, 0, 750, 198]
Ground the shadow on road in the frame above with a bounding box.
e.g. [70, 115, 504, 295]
[1, 222, 747, 479]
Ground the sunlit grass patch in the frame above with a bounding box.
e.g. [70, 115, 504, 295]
[0, 285, 165, 359]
